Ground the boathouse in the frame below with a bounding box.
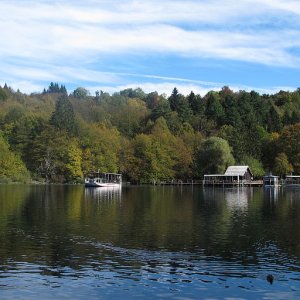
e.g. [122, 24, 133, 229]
[203, 166, 253, 186]
[263, 174, 279, 187]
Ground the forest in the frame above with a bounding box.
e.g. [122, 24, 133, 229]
[0, 82, 299, 184]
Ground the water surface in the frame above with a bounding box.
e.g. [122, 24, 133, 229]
[0, 185, 299, 299]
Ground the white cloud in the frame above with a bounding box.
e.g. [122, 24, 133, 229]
[91, 82, 293, 97]
[0, 80, 45, 94]
[260, 0, 300, 15]
[1, 20, 300, 67]
[0, 0, 300, 67]
[4, 0, 298, 26]
[1, 0, 300, 94]
[2, 66, 296, 96]
[85, 77, 296, 97]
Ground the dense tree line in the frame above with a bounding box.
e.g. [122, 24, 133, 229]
[0, 83, 300, 183]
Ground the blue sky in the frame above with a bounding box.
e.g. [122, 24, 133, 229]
[1, 0, 300, 96]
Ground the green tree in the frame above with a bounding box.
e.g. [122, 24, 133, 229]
[46, 82, 67, 94]
[218, 125, 246, 162]
[205, 91, 224, 125]
[50, 95, 78, 135]
[237, 91, 257, 127]
[220, 87, 242, 127]
[73, 87, 89, 99]
[146, 92, 160, 109]
[0, 87, 8, 102]
[111, 98, 149, 137]
[273, 152, 293, 177]
[120, 87, 146, 100]
[267, 105, 282, 132]
[278, 123, 300, 173]
[0, 133, 30, 182]
[194, 137, 235, 177]
[81, 123, 121, 175]
[151, 117, 177, 179]
[123, 118, 177, 183]
[168, 87, 180, 111]
[187, 91, 201, 114]
[177, 96, 192, 123]
[151, 97, 171, 120]
[261, 132, 279, 172]
[30, 126, 83, 183]
[168, 88, 192, 122]
[241, 156, 265, 178]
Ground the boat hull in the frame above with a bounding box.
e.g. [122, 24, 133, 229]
[85, 183, 121, 188]
[85, 180, 121, 188]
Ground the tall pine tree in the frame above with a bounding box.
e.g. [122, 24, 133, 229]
[50, 95, 78, 135]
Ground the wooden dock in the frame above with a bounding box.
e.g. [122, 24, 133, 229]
[202, 180, 263, 187]
[159, 180, 202, 185]
[158, 180, 263, 186]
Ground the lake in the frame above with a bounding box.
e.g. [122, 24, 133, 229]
[0, 185, 299, 299]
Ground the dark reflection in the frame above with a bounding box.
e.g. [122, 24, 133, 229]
[1, 185, 300, 259]
[267, 274, 274, 284]
[0, 185, 300, 299]
[263, 186, 279, 202]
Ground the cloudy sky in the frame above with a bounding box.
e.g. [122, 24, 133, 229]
[1, 0, 300, 95]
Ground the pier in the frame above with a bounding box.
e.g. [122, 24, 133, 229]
[157, 180, 263, 186]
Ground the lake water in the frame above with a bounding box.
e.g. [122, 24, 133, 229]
[0, 185, 299, 299]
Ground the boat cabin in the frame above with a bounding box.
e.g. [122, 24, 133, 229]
[85, 171, 122, 187]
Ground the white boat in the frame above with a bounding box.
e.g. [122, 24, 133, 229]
[85, 171, 122, 187]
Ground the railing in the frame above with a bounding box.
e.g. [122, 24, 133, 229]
[157, 180, 203, 185]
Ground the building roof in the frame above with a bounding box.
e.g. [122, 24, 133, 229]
[263, 174, 279, 178]
[224, 166, 253, 177]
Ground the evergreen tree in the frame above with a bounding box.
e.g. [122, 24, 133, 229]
[177, 96, 192, 123]
[0, 87, 8, 102]
[205, 92, 224, 125]
[187, 91, 201, 114]
[220, 88, 242, 127]
[267, 105, 283, 132]
[60, 85, 67, 94]
[50, 95, 78, 135]
[46, 82, 67, 94]
[168, 87, 180, 111]
[151, 97, 171, 120]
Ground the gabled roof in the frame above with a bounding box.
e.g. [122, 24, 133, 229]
[224, 166, 253, 177]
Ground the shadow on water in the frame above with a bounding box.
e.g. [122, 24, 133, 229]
[0, 185, 299, 299]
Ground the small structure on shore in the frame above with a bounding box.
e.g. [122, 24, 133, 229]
[263, 174, 279, 187]
[203, 166, 253, 186]
[285, 175, 300, 187]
